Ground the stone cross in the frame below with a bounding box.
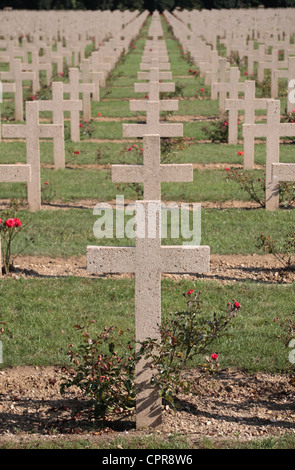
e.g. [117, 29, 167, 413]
[63, 67, 95, 126]
[212, 66, 244, 115]
[273, 56, 295, 110]
[38, 81, 82, 169]
[80, 58, 104, 102]
[123, 101, 183, 138]
[2, 101, 63, 211]
[243, 99, 295, 210]
[112, 134, 192, 199]
[87, 200, 210, 428]
[0, 82, 16, 141]
[0, 58, 35, 121]
[134, 79, 175, 101]
[140, 57, 170, 71]
[271, 163, 295, 210]
[210, 57, 228, 101]
[225, 80, 269, 150]
[22, 49, 52, 94]
[137, 68, 172, 82]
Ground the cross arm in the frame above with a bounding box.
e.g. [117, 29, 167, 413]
[122, 123, 183, 138]
[87, 246, 136, 273]
[242, 123, 269, 138]
[159, 164, 193, 182]
[272, 163, 295, 182]
[225, 98, 246, 111]
[160, 245, 210, 273]
[2, 124, 28, 139]
[129, 100, 178, 112]
[112, 165, 143, 183]
[0, 164, 31, 182]
[38, 124, 63, 138]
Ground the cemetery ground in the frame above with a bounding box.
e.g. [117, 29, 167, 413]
[1, 16, 295, 449]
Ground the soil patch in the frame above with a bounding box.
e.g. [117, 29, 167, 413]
[6, 253, 295, 285]
[0, 366, 294, 444]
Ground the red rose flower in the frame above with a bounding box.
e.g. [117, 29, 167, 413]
[187, 289, 193, 295]
[5, 218, 15, 228]
[211, 353, 218, 360]
[13, 218, 22, 227]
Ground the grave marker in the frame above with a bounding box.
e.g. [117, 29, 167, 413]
[38, 81, 82, 169]
[2, 101, 62, 211]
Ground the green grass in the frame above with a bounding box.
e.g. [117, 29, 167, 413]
[0, 277, 294, 373]
[6, 206, 295, 258]
[1, 432, 295, 449]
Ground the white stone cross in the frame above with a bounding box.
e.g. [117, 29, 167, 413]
[22, 50, 52, 95]
[123, 101, 183, 138]
[63, 67, 95, 126]
[2, 101, 63, 211]
[140, 57, 170, 71]
[273, 56, 295, 111]
[271, 163, 295, 210]
[112, 134, 192, 199]
[134, 79, 175, 101]
[243, 99, 295, 210]
[80, 58, 104, 102]
[0, 58, 35, 121]
[87, 200, 210, 428]
[38, 81, 82, 169]
[225, 80, 269, 150]
[212, 66, 244, 115]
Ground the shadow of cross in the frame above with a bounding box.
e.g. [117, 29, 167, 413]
[38, 81, 82, 169]
[2, 101, 63, 211]
[87, 201, 210, 429]
[243, 99, 295, 210]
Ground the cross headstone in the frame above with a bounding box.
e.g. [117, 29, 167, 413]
[243, 99, 295, 209]
[271, 162, 295, 210]
[87, 199, 210, 428]
[80, 58, 104, 102]
[63, 67, 95, 126]
[2, 101, 63, 211]
[225, 80, 269, 149]
[0, 58, 35, 121]
[38, 81, 82, 169]
[112, 134, 192, 199]
[212, 66, 244, 115]
[22, 49, 52, 94]
[123, 101, 183, 138]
